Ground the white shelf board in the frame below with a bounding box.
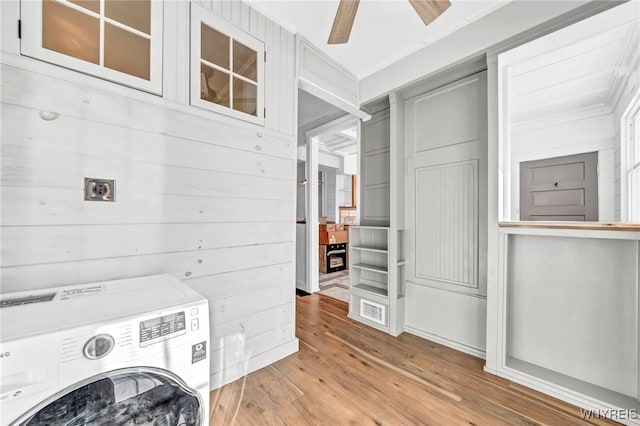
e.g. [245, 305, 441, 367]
[351, 263, 388, 274]
[352, 246, 388, 254]
[350, 226, 389, 230]
[352, 283, 389, 298]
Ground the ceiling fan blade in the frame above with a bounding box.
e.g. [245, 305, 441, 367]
[409, 0, 451, 26]
[328, 0, 360, 44]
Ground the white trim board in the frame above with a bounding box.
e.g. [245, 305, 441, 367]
[299, 78, 371, 122]
[404, 325, 486, 360]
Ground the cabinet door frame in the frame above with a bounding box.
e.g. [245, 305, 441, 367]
[20, 0, 164, 95]
[190, 3, 265, 126]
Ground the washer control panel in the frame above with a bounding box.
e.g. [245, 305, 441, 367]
[139, 311, 186, 347]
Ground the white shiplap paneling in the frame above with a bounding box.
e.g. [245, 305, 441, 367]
[0, 0, 298, 390]
[415, 160, 478, 288]
[1, 222, 293, 267]
[1, 243, 292, 292]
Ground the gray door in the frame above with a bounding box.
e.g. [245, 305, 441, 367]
[406, 71, 488, 294]
[520, 152, 598, 221]
[403, 71, 488, 353]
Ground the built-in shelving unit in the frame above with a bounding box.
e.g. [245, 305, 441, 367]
[348, 226, 405, 335]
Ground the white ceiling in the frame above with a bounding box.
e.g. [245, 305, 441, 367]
[246, 0, 511, 78]
[317, 126, 358, 155]
[509, 21, 639, 126]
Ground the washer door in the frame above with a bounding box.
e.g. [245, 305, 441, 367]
[13, 367, 202, 426]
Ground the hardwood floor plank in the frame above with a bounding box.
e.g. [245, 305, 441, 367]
[507, 382, 617, 426]
[293, 325, 517, 425]
[210, 295, 617, 425]
[273, 349, 379, 425]
[210, 376, 245, 424]
[405, 353, 593, 425]
[325, 331, 462, 402]
[291, 336, 482, 425]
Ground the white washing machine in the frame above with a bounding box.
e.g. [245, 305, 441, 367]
[0, 274, 210, 426]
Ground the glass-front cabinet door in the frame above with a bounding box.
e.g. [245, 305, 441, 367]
[20, 0, 163, 94]
[190, 3, 265, 125]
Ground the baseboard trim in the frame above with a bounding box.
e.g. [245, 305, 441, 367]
[404, 325, 486, 359]
[209, 338, 299, 390]
[495, 366, 640, 426]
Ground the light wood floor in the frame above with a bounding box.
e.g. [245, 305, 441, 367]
[209, 294, 615, 425]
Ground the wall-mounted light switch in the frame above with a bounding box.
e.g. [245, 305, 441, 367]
[84, 178, 115, 202]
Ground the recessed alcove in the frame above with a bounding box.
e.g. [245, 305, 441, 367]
[505, 233, 639, 412]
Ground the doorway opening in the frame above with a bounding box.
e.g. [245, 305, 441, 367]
[295, 89, 362, 303]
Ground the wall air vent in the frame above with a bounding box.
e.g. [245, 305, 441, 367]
[360, 299, 386, 326]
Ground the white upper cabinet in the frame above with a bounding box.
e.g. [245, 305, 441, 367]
[20, 0, 164, 95]
[190, 4, 265, 126]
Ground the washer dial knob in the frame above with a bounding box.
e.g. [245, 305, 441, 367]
[83, 334, 115, 359]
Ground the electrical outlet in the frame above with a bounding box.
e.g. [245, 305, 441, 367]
[84, 178, 116, 202]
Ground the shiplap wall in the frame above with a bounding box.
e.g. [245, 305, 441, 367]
[0, 0, 297, 389]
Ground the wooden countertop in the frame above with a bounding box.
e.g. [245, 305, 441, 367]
[498, 221, 640, 231]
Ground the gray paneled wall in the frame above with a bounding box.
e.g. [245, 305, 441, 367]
[507, 234, 638, 398]
[403, 72, 488, 356]
[360, 105, 391, 226]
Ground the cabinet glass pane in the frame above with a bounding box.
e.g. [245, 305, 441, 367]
[68, 0, 100, 14]
[201, 63, 230, 107]
[43, 0, 99, 64]
[201, 24, 229, 70]
[233, 40, 257, 82]
[104, 23, 150, 80]
[105, 0, 151, 34]
[233, 77, 257, 116]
